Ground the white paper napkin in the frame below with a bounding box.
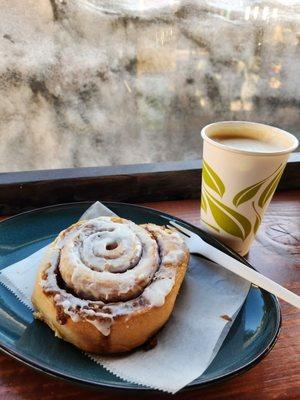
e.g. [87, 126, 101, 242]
[0, 202, 250, 393]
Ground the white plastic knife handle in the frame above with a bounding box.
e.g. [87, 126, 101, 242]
[200, 240, 300, 309]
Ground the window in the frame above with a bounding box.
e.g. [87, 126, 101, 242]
[0, 0, 299, 172]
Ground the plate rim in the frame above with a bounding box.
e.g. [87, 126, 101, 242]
[0, 201, 282, 392]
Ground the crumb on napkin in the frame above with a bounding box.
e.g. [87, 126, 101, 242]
[220, 314, 232, 322]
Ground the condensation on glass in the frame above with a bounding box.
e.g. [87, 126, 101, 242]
[0, 0, 299, 171]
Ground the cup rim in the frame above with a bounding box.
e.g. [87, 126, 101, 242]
[201, 121, 299, 156]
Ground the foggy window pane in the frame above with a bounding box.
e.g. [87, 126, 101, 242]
[0, 0, 299, 172]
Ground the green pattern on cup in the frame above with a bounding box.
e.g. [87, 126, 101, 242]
[202, 159, 285, 241]
[252, 201, 261, 234]
[233, 164, 282, 207]
[258, 166, 285, 208]
[201, 193, 208, 212]
[201, 218, 220, 233]
[204, 189, 251, 240]
[233, 180, 266, 207]
[202, 160, 225, 197]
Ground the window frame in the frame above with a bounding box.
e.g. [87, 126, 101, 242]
[0, 153, 299, 214]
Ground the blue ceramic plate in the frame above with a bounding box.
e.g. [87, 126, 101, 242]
[0, 202, 281, 391]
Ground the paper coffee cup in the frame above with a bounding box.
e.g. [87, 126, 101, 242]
[200, 121, 299, 256]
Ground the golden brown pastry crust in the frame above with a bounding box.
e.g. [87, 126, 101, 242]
[32, 217, 189, 354]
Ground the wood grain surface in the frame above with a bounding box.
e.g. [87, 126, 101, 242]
[0, 191, 299, 400]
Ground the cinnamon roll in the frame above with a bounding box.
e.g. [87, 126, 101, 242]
[32, 216, 189, 353]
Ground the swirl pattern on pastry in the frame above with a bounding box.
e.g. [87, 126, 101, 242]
[33, 216, 189, 353]
[58, 218, 160, 302]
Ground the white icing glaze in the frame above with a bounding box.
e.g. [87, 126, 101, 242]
[163, 249, 186, 264]
[143, 275, 175, 307]
[87, 318, 112, 336]
[59, 218, 159, 302]
[41, 217, 188, 336]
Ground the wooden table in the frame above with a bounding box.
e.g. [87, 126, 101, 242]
[0, 191, 299, 400]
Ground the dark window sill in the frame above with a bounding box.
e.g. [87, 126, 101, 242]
[0, 153, 299, 215]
